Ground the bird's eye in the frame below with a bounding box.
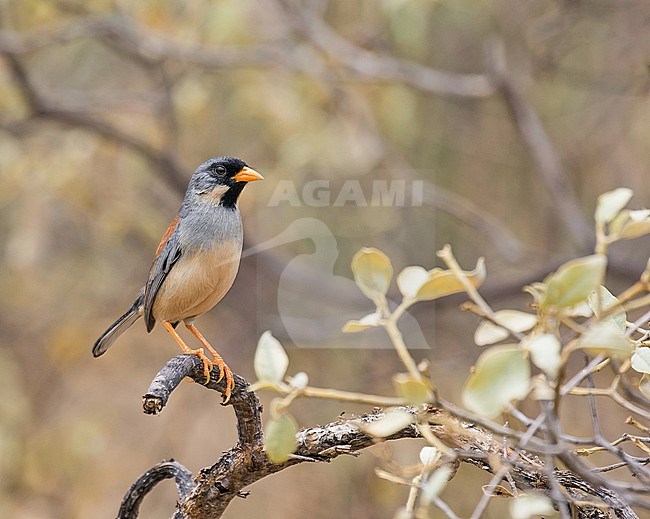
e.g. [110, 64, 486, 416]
[213, 165, 227, 175]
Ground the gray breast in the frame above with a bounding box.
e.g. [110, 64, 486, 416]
[179, 202, 243, 252]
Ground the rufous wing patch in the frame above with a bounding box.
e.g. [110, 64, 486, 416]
[155, 215, 180, 257]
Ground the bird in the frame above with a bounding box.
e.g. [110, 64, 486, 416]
[92, 156, 263, 401]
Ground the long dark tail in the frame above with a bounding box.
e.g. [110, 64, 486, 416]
[92, 294, 144, 357]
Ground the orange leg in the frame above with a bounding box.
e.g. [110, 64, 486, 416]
[162, 321, 213, 382]
[185, 323, 235, 402]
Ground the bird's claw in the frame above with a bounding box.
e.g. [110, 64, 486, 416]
[182, 324, 233, 399]
[187, 348, 213, 383]
[212, 357, 235, 403]
[189, 348, 234, 401]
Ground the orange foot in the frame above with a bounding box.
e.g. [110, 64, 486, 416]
[162, 322, 214, 382]
[186, 323, 235, 402]
[210, 354, 234, 403]
[187, 347, 214, 383]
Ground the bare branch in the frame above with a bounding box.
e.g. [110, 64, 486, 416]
[127, 355, 646, 518]
[118, 460, 194, 519]
[138, 355, 422, 518]
[143, 354, 264, 448]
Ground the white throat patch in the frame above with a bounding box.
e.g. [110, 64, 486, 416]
[199, 184, 230, 204]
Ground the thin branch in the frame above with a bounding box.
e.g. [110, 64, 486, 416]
[266, 382, 406, 407]
[561, 354, 607, 396]
[595, 459, 650, 474]
[569, 386, 650, 420]
[384, 318, 425, 382]
[430, 495, 461, 519]
[469, 464, 511, 519]
[585, 363, 650, 485]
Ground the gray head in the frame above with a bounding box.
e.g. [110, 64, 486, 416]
[186, 156, 263, 209]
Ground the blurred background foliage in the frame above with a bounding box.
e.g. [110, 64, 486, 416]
[0, 0, 649, 517]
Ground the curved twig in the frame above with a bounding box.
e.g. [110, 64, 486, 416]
[117, 460, 194, 519]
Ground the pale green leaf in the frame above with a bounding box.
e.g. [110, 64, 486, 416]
[631, 348, 650, 374]
[396, 265, 429, 299]
[542, 255, 607, 309]
[609, 209, 630, 236]
[393, 373, 433, 405]
[264, 413, 298, 463]
[493, 310, 538, 332]
[419, 446, 441, 466]
[254, 331, 289, 384]
[510, 494, 555, 519]
[342, 312, 381, 333]
[588, 286, 626, 332]
[570, 301, 593, 318]
[376, 469, 411, 486]
[595, 188, 633, 225]
[525, 334, 561, 378]
[620, 209, 650, 240]
[474, 321, 509, 346]
[474, 310, 537, 346]
[362, 409, 414, 438]
[420, 466, 452, 506]
[578, 322, 633, 360]
[351, 247, 393, 302]
[462, 345, 531, 419]
[630, 209, 650, 219]
[288, 371, 309, 389]
[416, 258, 486, 302]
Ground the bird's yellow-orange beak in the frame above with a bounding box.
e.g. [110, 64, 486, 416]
[233, 166, 264, 183]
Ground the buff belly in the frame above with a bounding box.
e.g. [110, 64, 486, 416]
[152, 239, 241, 323]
